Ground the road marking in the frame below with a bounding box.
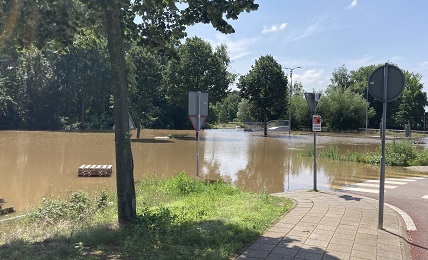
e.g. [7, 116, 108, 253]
[342, 177, 420, 231]
[343, 187, 380, 193]
[387, 178, 417, 182]
[342, 177, 420, 194]
[422, 195, 428, 199]
[357, 183, 397, 189]
[365, 180, 408, 185]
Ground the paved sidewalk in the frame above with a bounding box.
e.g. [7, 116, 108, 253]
[238, 190, 410, 260]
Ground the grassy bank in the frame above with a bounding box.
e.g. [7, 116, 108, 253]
[0, 173, 292, 259]
[301, 140, 428, 166]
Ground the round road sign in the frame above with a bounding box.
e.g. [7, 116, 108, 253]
[368, 64, 405, 102]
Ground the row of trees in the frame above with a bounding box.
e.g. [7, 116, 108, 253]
[319, 65, 427, 131]
[223, 61, 427, 133]
[0, 37, 235, 132]
[2, 45, 425, 134]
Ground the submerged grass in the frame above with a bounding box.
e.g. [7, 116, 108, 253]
[0, 173, 291, 259]
[300, 140, 428, 166]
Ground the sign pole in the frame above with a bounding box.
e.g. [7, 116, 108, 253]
[305, 92, 321, 192]
[378, 64, 388, 229]
[188, 91, 209, 178]
[313, 118, 317, 191]
[196, 91, 201, 177]
[367, 63, 405, 230]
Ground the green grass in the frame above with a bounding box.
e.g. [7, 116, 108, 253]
[0, 173, 292, 259]
[300, 141, 428, 167]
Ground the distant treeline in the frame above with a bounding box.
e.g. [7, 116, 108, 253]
[1, 38, 426, 132]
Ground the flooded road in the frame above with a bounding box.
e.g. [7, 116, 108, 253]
[0, 129, 422, 217]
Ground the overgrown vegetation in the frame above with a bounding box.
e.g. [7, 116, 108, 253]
[0, 173, 291, 259]
[300, 141, 428, 166]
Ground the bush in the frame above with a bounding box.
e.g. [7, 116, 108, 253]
[163, 172, 204, 196]
[385, 141, 417, 166]
[29, 190, 109, 224]
[320, 145, 341, 160]
[411, 149, 428, 166]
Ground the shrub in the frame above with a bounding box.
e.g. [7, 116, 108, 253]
[385, 141, 417, 166]
[163, 172, 203, 196]
[29, 190, 109, 224]
[320, 145, 341, 160]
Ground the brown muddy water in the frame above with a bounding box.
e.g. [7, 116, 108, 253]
[0, 129, 423, 218]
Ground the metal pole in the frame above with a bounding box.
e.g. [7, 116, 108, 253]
[378, 64, 388, 229]
[285, 66, 301, 136]
[366, 86, 369, 136]
[313, 128, 317, 191]
[288, 71, 293, 136]
[287, 149, 291, 191]
[196, 91, 201, 177]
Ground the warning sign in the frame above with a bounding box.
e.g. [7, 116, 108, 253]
[313, 115, 321, 132]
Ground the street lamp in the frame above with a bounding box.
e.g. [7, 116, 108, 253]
[366, 85, 369, 136]
[285, 66, 301, 135]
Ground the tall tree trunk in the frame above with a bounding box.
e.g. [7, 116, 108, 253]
[105, 0, 136, 226]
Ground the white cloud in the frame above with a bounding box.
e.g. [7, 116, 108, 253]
[285, 16, 326, 42]
[421, 61, 428, 67]
[207, 33, 259, 62]
[293, 69, 326, 91]
[347, 0, 358, 9]
[262, 23, 288, 34]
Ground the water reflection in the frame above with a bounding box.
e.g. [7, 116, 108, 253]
[0, 129, 421, 218]
[200, 130, 418, 193]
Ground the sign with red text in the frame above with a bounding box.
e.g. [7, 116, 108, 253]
[313, 115, 321, 132]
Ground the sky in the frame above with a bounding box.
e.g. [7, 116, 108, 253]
[185, 0, 428, 94]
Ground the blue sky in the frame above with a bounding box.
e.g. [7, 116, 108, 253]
[185, 0, 428, 93]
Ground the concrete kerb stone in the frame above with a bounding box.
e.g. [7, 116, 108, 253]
[237, 190, 411, 260]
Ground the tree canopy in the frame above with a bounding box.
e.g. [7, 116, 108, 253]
[317, 88, 375, 131]
[165, 36, 236, 129]
[322, 64, 427, 131]
[238, 55, 288, 136]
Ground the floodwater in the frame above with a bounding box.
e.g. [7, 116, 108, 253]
[0, 129, 422, 218]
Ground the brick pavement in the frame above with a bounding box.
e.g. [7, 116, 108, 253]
[237, 190, 410, 260]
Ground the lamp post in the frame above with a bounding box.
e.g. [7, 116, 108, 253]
[424, 111, 426, 134]
[285, 66, 301, 135]
[366, 85, 369, 136]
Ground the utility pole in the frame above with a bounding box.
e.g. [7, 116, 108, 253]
[366, 86, 369, 136]
[285, 66, 301, 135]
